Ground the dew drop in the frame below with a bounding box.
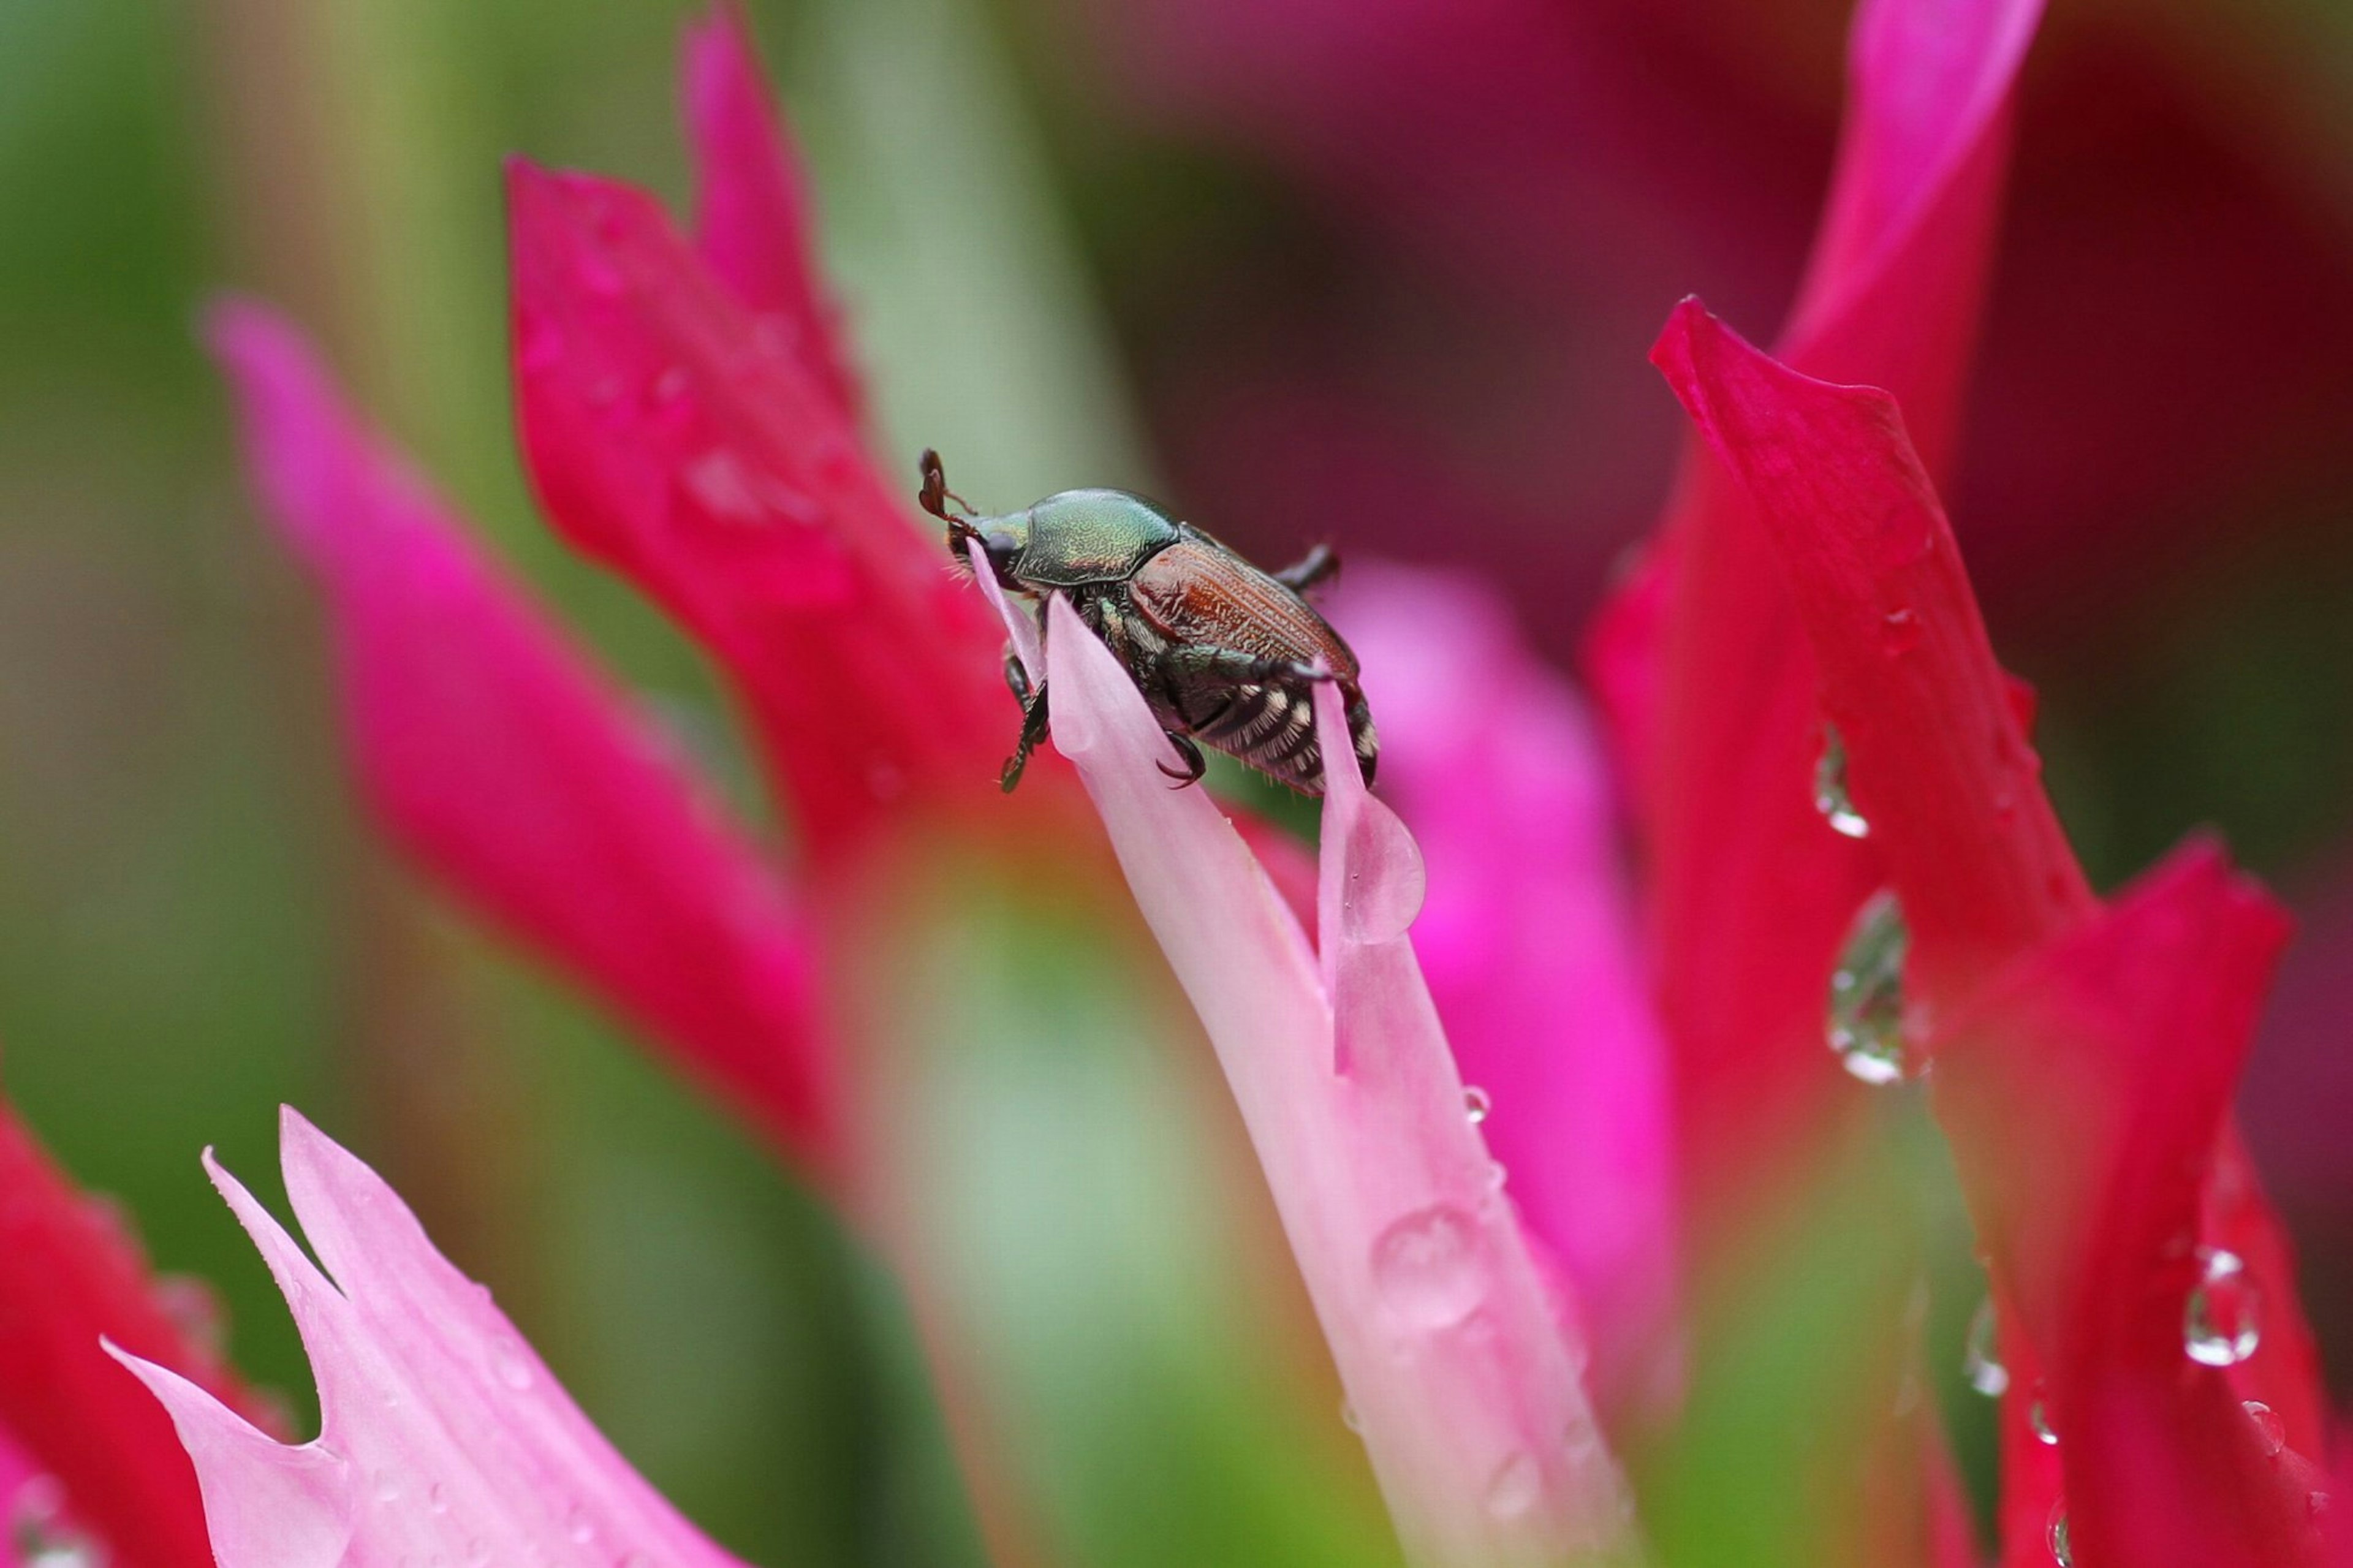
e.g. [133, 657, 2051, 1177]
[491, 1337, 536, 1391]
[1881, 605, 1922, 653]
[1339, 795, 1426, 944]
[1340, 1399, 1363, 1435]
[2047, 1502, 2072, 1567]
[1813, 724, 1870, 838]
[1963, 1297, 2009, 1398]
[1370, 1205, 1486, 1333]
[1485, 1160, 1509, 1194]
[567, 1506, 597, 1545]
[681, 449, 768, 524]
[428, 1483, 450, 1516]
[2030, 1396, 2058, 1447]
[1485, 1452, 1541, 1521]
[2184, 1246, 2262, 1367]
[2245, 1399, 2285, 1457]
[2310, 1491, 2332, 1521]
[1463, 1086, 1492, 1125]
[373, 1470, 402, 1505]
[1827, 891, 1911, 1085]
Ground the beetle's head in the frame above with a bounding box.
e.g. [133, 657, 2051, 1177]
[919, 447, 1030, 590]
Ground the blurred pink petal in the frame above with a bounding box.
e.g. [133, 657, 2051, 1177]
[210, 300, 845, 1180]
[1593, 0, 2041, 1206]
[683, 3, 863, 420]
[113, 1110, 754, 1568]
[506, 161, 1008, 848]
[1033, 592, 1626, 1565]
[1336, 565, 1677, 1415]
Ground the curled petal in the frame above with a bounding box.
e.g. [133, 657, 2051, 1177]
[1934, 846, 2322, 1567]
[506, 161, 1007, 847]
[1339, 566, 1678, 1413]
[683, 3, 863, 419]
[119, 1110, 754, 1568]
[1585, 0, 2044, 1200]
[0, 1091, 257, 1568]
[1038, 594, 1625, 1566]
[1651, 298, 2090, 993]
[211, 301, 844, 1178]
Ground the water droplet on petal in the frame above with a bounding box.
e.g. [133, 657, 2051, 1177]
[1813, 724, 1870, 838]
[2031, 1393, 2058, 1447]
[373, 1470, 402, 1504]
[1827, 892, 1911, 1084]
[1371, 1206, 1485, 1332]
[567, 1506, 597, 1545]
[2245, 1400, 2285, 1456]
[1881, 605, 1922, 653]
[491, 1336, 535, 1391]
[428, 1483, 450, 1515]
[1340, 1399, 1362, 1435]
[1963, 1297, 2009, 1397]
[1485, 1160, 1509, 1194]
[1463, 1085, 1491, 1124]
[2047, 1502, 2072, 1567]
[2309, 1491, 2332, 1520]
[1339, 795, 1425, 943]
[1486, 1452, 1540, 1521]
[2185, 1247, 2262, 1367]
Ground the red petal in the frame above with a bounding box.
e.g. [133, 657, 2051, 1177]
[211, 301, 846, 1178]
[0, 1094, 256, 1568]
[1651, 298, 2090, 995]
[1934, 844, 2324, 1567]
[1586, 0, 2042, 1205]
[682, 4, 864, 422]
[505, 161, 1009, 849]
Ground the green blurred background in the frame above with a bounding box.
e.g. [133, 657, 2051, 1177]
[6, 0, 2353, 1562]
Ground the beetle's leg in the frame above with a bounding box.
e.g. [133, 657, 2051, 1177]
[1273, 543, 1339, 596]
[1156, 731, 1208, 789]
[1000, 680, 1051, 793]
[1159, 646, 1336, 688]
[1001, 642, 1033, 706]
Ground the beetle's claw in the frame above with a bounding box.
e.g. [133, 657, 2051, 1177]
[1158, 732, 1209, 788]
[999, 754, 1027, 793]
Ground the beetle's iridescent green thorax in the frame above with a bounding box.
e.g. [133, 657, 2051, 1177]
[971, 488, 1183, 590]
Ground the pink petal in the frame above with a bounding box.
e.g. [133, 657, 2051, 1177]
[1039, 594, 1626, 1564]
[505, 161, 1010, 848]
[210, 300, 845, 1179]
[1933, 846, 2324, 1567]
[1336, 566, 1678, 1414]
[115, 1110, 754, 1568]
[682, 4, 864, 420]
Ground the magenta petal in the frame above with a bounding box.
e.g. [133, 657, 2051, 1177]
[210, 301, 844, 1178]
[1934, 847, 2323, 1567]
[1339, 566, 1678, 1414]
[1042, 595, 1625, 1565]
[122, 1111, 754, 1568]
[682, 3, 863, 420]
[506, 161, 1009, 846]
[1651, 298, 2090, 996]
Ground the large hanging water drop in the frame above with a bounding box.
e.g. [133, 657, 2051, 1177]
[1813, 724, 1870, 838]
[2047, 1503, 2073, 1567]
[1827, 892, 1911, 1085]
[2184, 1247, 2262, 1367]
[1963, 1297, 2009, 1398]
[1370, 1205, 1485, 1333]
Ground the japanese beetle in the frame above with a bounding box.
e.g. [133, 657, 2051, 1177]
[919, 449, 1377, 797]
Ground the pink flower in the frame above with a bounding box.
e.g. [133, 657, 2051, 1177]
[110, 1109, 754, 1568]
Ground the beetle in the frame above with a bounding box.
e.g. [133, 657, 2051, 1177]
[917, 449, 1377, 797]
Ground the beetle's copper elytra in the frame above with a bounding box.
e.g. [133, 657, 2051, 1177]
[919, 449, 1377, 796]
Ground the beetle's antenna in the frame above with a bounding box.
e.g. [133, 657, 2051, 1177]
[916, 447, 978, 520]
